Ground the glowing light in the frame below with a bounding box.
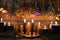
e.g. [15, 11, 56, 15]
[8, 22, 11, 26]
[38, 22, 40, 25]
[2, 10, 8, 13]
[27, 22, 30, 26]
[55, 21, 57, 24]
[1, 18, 3, 22]
[51, 21, 53, 24]
[38, 22, 41, 29]
[4, 21, 6, 26]
[0, 8, 4, 11]
[56, 17, 59, 20]
[49, 21, 53, 29]
[43, 25, 47, 29]
[24, 18, 26, 23]
[32, 19, 34, 23]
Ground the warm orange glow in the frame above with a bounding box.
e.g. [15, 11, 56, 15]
[8, 22, 11, 26]
[2, 10, 8, 13]
[55, 21, 57, 24]
[24, 18, 26, 23]
[43, 25, 47, 29]
[1, 18, 3, 22]
[0, 8, 4, 11]
[38, 22, 41, 29]
[27, 22, 30, 26]
[4, 21, 6, 26]
[32, 19, 34, 23]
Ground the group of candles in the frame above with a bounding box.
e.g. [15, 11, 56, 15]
[0, 18, 11, 26]
[0, 18, 14, 33]
[20, 18, 59, 37]
[0, 18, 59, 37]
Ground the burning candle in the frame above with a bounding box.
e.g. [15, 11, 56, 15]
[32, 19, 34, 23]
[37, 22, 40, 34]
[43, 25, 47, 29]
[8, 22, 11, 26]
[49, 21, 53, 29]
[23, 18, 26, 34]
[55, 21, 58, 25]
[1, 18, 3, 22]
[24, 18, 26, 23]
[38, 22, 40, 28]
[31, 19, 34, 36]
[4, 21, 6, 26]
[26, 22, 31, 35]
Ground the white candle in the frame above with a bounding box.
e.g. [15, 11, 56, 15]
[1, 18, 3, 22]
[24, 18, 26, 23]
[8, 22, 11, 26]
[4, 21, 6, 26]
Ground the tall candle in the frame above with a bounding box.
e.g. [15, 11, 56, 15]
[31, 19, 34, 36]
[26, 22, 31, 35]
[37, 22, 40, 34]
[23, 18, 26, 34]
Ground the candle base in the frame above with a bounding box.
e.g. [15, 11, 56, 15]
[24, 32, 40, 38]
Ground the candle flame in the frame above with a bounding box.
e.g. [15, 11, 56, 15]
[4, 22, 6, 26]
[55, 21, 57, 24]
[27, 22, 30, 26]
[38, 22, 40, 25]
[32, 19, 34, 23]
[1, 18, 3, 22]
[8, 22, 11, 26]
[51, 21, 53, 24]
[24, 18, 26, 23]
[43, 25, 47, 29]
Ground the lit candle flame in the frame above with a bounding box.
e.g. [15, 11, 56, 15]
[8, 22, 11, 26]
[38, 22, 40, 25]
[1, 18, 3, 22]
[32, 19, 34, 23]
[24, 18, 26, 23]
[4, 21, 6, 26]
[49, 21, 53, 29]
[43, 25, 47, 29]
[55, 21, 57, 24]
[27, 22, 30, 26]
[51, 21, 53, 24]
